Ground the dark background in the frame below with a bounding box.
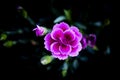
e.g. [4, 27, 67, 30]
[0, 0, 112, 80]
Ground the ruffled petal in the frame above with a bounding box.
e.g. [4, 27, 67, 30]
[50, 42, 60, 54]
[69, 43, 82, 57]
[44, 33, 55, 50]
[81, 36, 88, 49]
[52, 53, 68, 60]
[53, 22, 69, 31]
[59, 44, 71, 55]
[61, 29, 75, 44]
[44, 41, 51, 51]
[70, 26, 82, 41]
[64, 29, 75, 41]
[51, 28, 63, 40]
[70, 37, 79, 47]
[44, 33, 52, 41]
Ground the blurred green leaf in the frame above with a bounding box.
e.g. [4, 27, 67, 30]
[72, 59, 79, 70]
[40, 55, 53, 65]
[93, 45, 99, 51]
[53, 15, 66, 23]
[17, 29, 23, 34]
[43, 27, 48, 35]
[104, 19, 110, 26]
[62, 62, 68, 70]
[62, 70, 67, 77]
[74, 22, 87, 30]
[3, 41, 16, 48]
[30, 40, 38, 46]
[27, 17, 35, 26]
[86, 46, 95, 54]
[104, 46, 111, 55]
[61, 62, 68, 77]
[17, 6, 28, 19]
[89, 21, 102, 27]
[79, 56, 88, 62]
[46, 66, 52, 70]
[17, 6, 35, 26]
[93, 21, 102, 27]
[64, 9, 72, 23]
[0, 33, 7, 41]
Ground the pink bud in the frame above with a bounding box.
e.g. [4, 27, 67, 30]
[33, 25, 45, 37]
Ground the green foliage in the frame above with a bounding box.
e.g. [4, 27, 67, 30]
[40, 55, 53, 65]
[61, 62, 68, 77]
[54, 16, 66, 23]
[3, 40, 16, 48]
[0, 33, 7, 41]
[17, 6, 35, 26]
[64, 9, 72, 23]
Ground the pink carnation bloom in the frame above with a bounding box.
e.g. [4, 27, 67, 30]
[44, 22, 83, 60]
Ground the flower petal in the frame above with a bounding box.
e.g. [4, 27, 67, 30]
[33, 25, 44, 36]
[69, 43, 82, 57]
[70, 37, 79, 47]
[50, 42, 60, 54]
[88, 34, 96, 47]
[81, 36, 88, 49]
[57, 54, 68, 60]
[61, 29, 75, 44]
[44, 33, 54, 50]
[44, 41, 52, 51]
[44, 33, 53, 41]
[53, 23, 59, 30]
[59, 44, 71, 55]
[52, 53, 68, 60]
[70, 26, 82, 41]
[51, 28, 63, 40]
[53, 22, 69, 31]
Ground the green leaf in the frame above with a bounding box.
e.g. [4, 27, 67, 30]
[40, 55, 53, 65]
[61, 62, 68, 77]
[104, 19, 110, 26]
[17, 6, 28, 19]
[64, 9, 72, 23]
[104, 46, 111, 55]
[3, 41, 16, 48]
[79, 56, 88, 62]
[17, 6, 35, 26]
[86, 46, 95, 54]
[53, 16, 66, 23]
[0, 33, 7, 41]
[62, 62, 68, 70]
[62, 70, 67, 77]
[93, 45, 99, 51]
[74, 22, 87, 30]
[93, 21, 102, 27]
[72, 59, 79, 70]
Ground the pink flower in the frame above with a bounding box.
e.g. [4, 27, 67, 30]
[81, 35, 88, 49]
[87, 34, 96, 48]
[33, 25, 45, 36]
[81, 34, 96, 49]
[44, 22, 83, 60]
